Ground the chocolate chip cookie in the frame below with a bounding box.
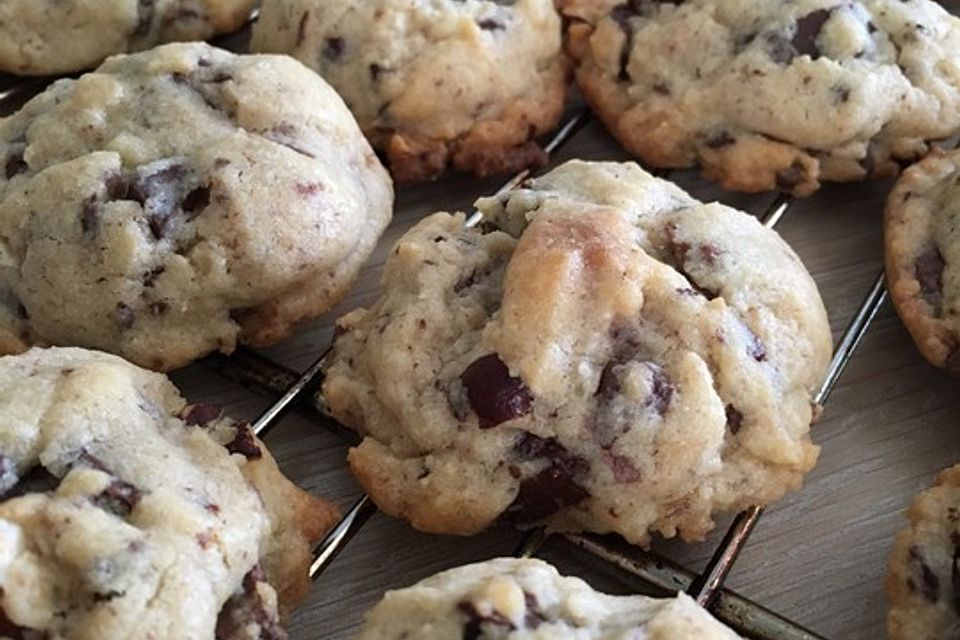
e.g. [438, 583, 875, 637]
[0, 346, 340, 639]
[560, 0, 960, 196]
[359, 557, 743, 639]
[251, 0, 568, 183]
[886, 149, 960, 372]
[0, 42, 393, 371]
[887, 463, 960, 640]
[323, 160, 832, 544]
[0, 0, 256, 75]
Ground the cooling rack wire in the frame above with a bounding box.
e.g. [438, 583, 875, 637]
[0, 14, 895, 639]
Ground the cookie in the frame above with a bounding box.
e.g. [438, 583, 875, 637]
[887, 464, 960, 640]
[358, 557, 743, 639]
[886, 148, 960, 371]
[0, 346, 340, 639]
[0, 42, 393, 371]
[560, 0, 960, 196]
[0, 0, 257, 76]
[251, 0, 568, 183]
[323, 160, 832, 544]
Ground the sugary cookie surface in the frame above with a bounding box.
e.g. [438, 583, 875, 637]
[560, 0, 960, 195]
[885, 149, 960, 371]
[0, 347, 338, 640]
[0, 0, 256, 75]
[323, 160, 831, 544]
[251, 0, 568, 182]
[887, 464, 960, 640]
[358, 557, 743, 639]
[0, 42, 393, 371]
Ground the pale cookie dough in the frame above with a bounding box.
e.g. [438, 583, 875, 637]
[323, 160, 832, 544]
[0, 42, 393, 371]
[0, 346, 340, 640]
[0, 0, 257, 75]
[887, 463, 960, 640]
[358, 557, 743, 639]
[251, 0, 568, 183]
[886, 148, 960, 371]
[560, 0, 960, 196]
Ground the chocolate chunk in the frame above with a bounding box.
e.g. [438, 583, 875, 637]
[182, 403, 223, 426]
[460, 354, 533, 429]
[225, 423, 262, 460]
[181, 185, 210, 216]
[915, 249, 945, 297]
[831, 84, 851, 103]
[91, 479, 143, 518]
[604, 451, 641, 483]
[652, 81, 671, 95]
[908, 546, 940, 603]
[215, 565, 287, 640]
[507, 433, 590, 523]
[3, 466, 58, 500]
[792, 9, 831, 59]
[775, 160, 808, 192]
[477, 18, 505, 31]
[0, 609, 43, 640]
[4, 149, 27, 179]
[323, 37, 345, 60]
[115, 302, 135, 329]
[725, 405, 743, 434]
[706, 131, 736, 149]
[595, 361, 622, 399]
[458, 601, 514, 640]
[127, 163, 188, 239]
[93, 590, 124, 603]
[646, 364, 674, 413]
[80, 196, 99, 235]
[135, 0, 155, 36]
[297, 11, 310, 45]
[523, 592, 547, 629]
[369, 63, 384, 81]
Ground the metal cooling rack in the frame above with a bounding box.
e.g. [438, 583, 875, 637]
[0, 12, 901, 639]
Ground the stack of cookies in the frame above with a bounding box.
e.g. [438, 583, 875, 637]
[1, 0, 959, 638]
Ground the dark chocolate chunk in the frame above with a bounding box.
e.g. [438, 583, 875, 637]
[646, 364, 674, 414]
[225, 423, 262, 460]
[523, 592, 548, 629]
[477, 18, 505, 31]
[4, 148, 27, 179]
[127, 162, 188, 239]
[297, 11, 310, 45]
[369, 63, 384, 81]
[3, 466, 59, 500]
[604, 451, 641, 483]
[458, 601, 514, 640]
[215, 565, 287, 640]
[80, 196, 99, 235]
[915, 249, 945, 297]
[725, 405, 743, 434]
[775, 160, 808, 192]
[181, 185, 210, 216]
[792, 9, 831, 59]
[182, 403, 223, 426]
[460, 354, 533, 428]
[115, 302, 135, 329]
[323, 37, 345, 61]
[706, 131, 736, 149]
[507, 433, 590, 522]
[91, 479, 143, 518]
[595, 361, 622, 400]
[831, 84, 851, 103]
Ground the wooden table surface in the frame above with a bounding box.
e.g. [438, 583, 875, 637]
[5, 6, 960, 638]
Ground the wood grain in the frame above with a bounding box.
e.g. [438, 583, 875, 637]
[4, 6, 960, 637]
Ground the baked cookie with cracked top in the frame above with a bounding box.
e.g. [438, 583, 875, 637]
[0, 0, 257, 76]
[886, 148, 960, 372]
[887, 463, 960, 640]
[0, 42, 393, 371]
[323, 160, 832, 544]
[560, 0, 960, 196]
[0, 346, 340, 639]
[358, 557, 743, 639]
[251, 0, 568, 183]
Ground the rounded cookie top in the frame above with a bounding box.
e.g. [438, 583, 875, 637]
[0, 42, 393, 371]
[0, 0, 256, 75]
[359, 557, 743, 639]
[887, 464, 960, 640]
[560, 0, 960, 196]
[886, 148, 960, 371]
[323, 160, 831, 544]
[251, 0, 568, 183]
[0, 346, 339, 640]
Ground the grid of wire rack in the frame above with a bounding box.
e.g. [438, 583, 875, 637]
[1, 7, 957, 638]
